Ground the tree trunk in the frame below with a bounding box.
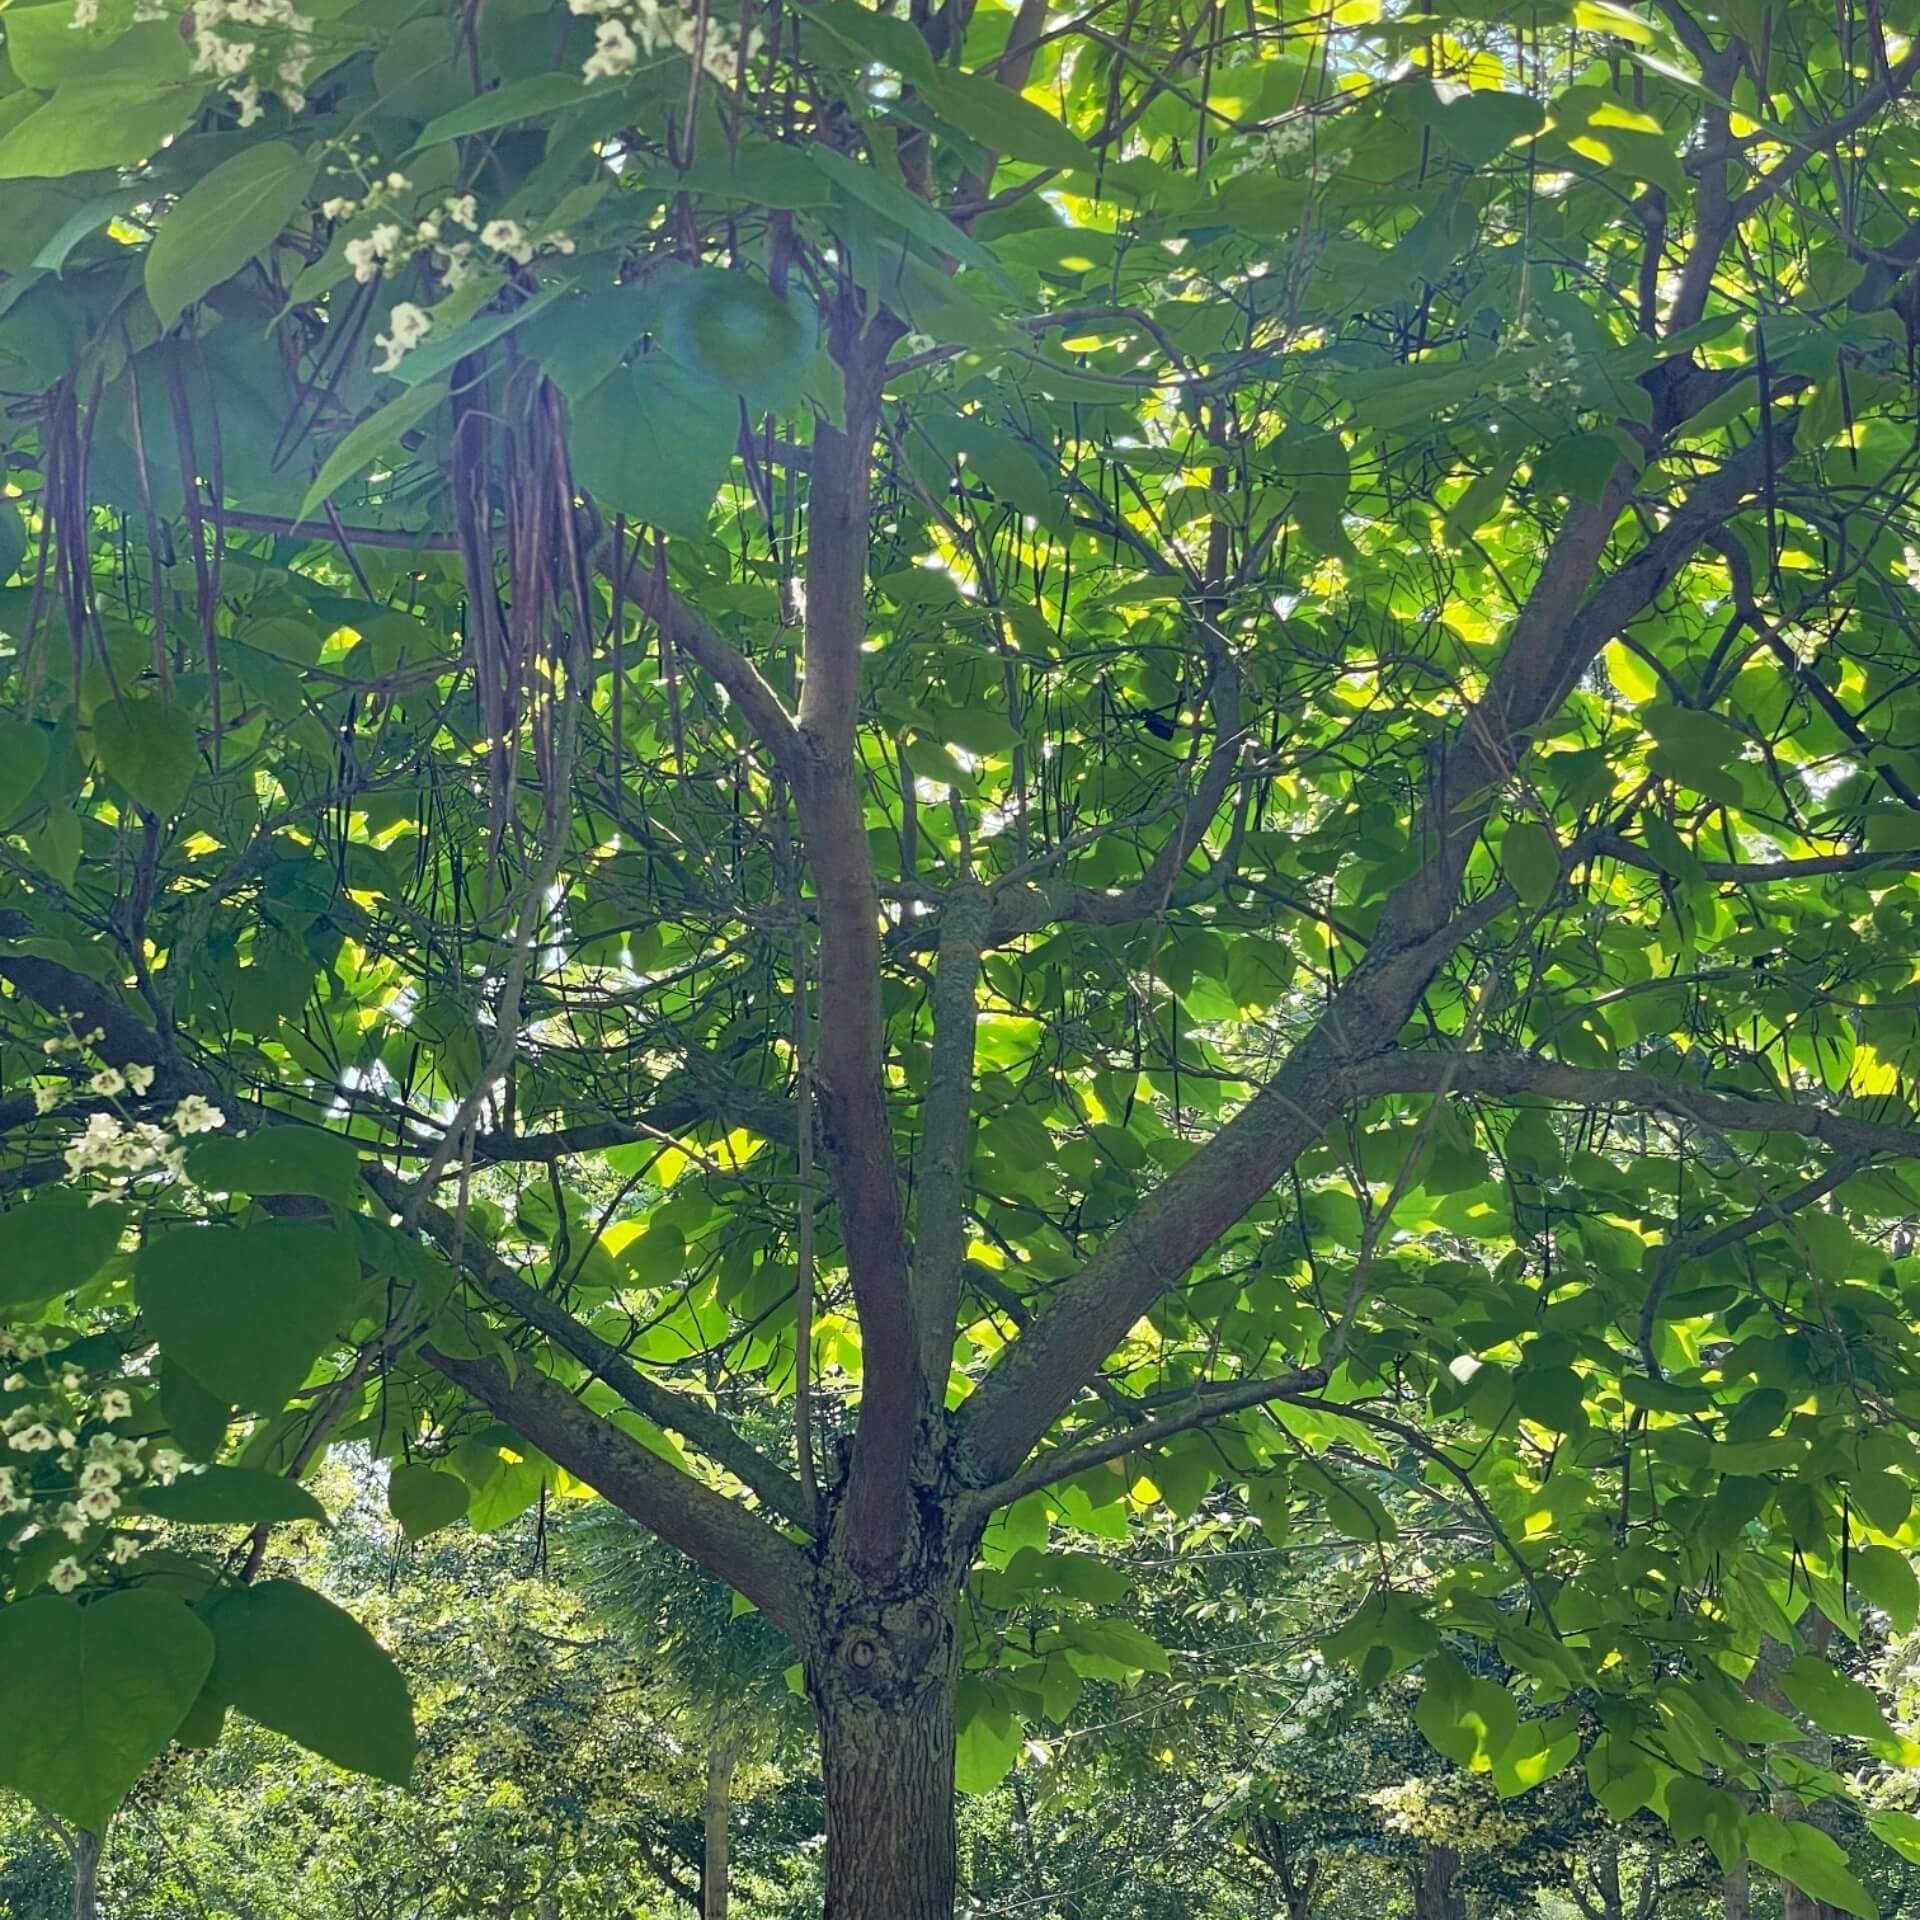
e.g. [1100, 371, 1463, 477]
[1781, 1888, 1846, 1920]
[1412, 1844, 1468, 1920]
[702, 1734, 740, 1920]
[811, 1638, 958, 1920]
[71, 1827, 102, 1920]
[1722, 1857, 1750, 1920]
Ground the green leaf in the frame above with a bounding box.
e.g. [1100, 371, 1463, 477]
[1642, 703, 1745, 768]
[1850, 1543, 1919, 1633]
[1491, 1713, 1580, 1796]
[198, 1580, 414, 1786]
[1779, 1654, 1898, 1745]
[92, 696, 200, 817]
[1532, 430, 1621, 505]
[135, 1467, 327, 1526]
[296, 381, 448, 527]
[0, 78, 203, 180]
[797, 0, 938, 86]
[1415, 1654, 1517, 1772]
[1064, 1617, 1171, 1678]
[0, 500, 26, 584]
[4, 7, 190, 90]
[0, 1193, 124, 1311]
[449, 1423, 550, 1531]
[30, 806, 82, 887]
[661, 269, 813, 412]
[1868, 1808, 1920, 1866]
[1747, 1813, 1877, 1920]
[1501, 819, 1560, 908]
[0, 717, 50, 826]
[387, 1462, 471, 1541]
[137, 1221, 361, 1414]
[145, 142, 317, 330]
[0, 1591, 213, 1831]
[410, 72, 588, 149]
[159, 1356, 231, 1463]
[569, 355, 738, 539]
[955, 1675, 1023, 1793]
[183, 1128, 362, 1207]
[808, 143, 1012, 288]
[923, 69, 1094, 171]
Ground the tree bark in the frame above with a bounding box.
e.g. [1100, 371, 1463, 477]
[808, 1575, 961, 1920]
[1412, 1844, 1468, 1920]
[71, 1827, 102, 1920]
[815, 1684, 956, 1920]
[702, 1734, 740, 1920]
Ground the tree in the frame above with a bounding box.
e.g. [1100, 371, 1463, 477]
[9, 0, 1920, 1914]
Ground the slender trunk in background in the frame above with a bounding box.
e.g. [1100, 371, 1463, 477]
[1412, 1843, 1468, 1920]
[71, 1827, 101, 1920]
[1722, 1857, 1751, 1920]
[702, 1734, 740, 1920]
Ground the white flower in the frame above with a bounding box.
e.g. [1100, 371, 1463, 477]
[107, 1535, 141, 1566]
[232, 80, 264, 127]
[123, 1062, 155, 1096]
[438, 242, 477, 290]
[48, 1558, 85, 1595]
[344, 223, 407, 285]
[59, 1369, 82, 1394]
[171, 1096, 225, 1136]
[321, 196, 356, 221]
[71, 0, 102, 24]
[442, 194, 479, 229]
[385, 172, 412, 193]
[415, 219, 442, 244]
[149, 1448, 184, 1486]
[97, 1390, 132, 1422]
[543, 231, 576, 256]
[56, 1501, 88, 1542]
[373, 300, 434, 374]
[79, 1461, 121, 1492]
[480, 218, 533, 265]
[10, 1424, 57, 1453]
[79, 1486, 120, 1521]
[32, 1085, 60, 1115]
[0, 1375, 22, 1393]
[88, 1067, 125, 1097]
[64, 1111, 125, 1175]
[583, 17, 640, 81]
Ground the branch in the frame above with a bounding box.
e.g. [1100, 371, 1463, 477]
[913, 887, 990, 1385]
[784, 322, 921, 1577]
[1728, 42, 1920, 218]
[600, 529, 808, 788]
[981, 653, 1249, 944]
[1634, 1155, 1866, 1376]
[1347, 1051, 1920, 1163]
[956, 432, 1783, 1483]
[963, 1366, 1328, 1519]
[423, 1346, 813, 1643]
[1589, 831, 1920, 883]
[365, 1167, 814, 1529]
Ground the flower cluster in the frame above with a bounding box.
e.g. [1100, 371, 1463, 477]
[61, 1096, 224, 1187]
[1368, 1775, 1539, 1853]
[1488, 324, 1585, 407]
[570, 0, 765, 87]
[317, 181, 577, 374]
[0, 1331, 182, 1598]
[80, 0, 319, 128]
